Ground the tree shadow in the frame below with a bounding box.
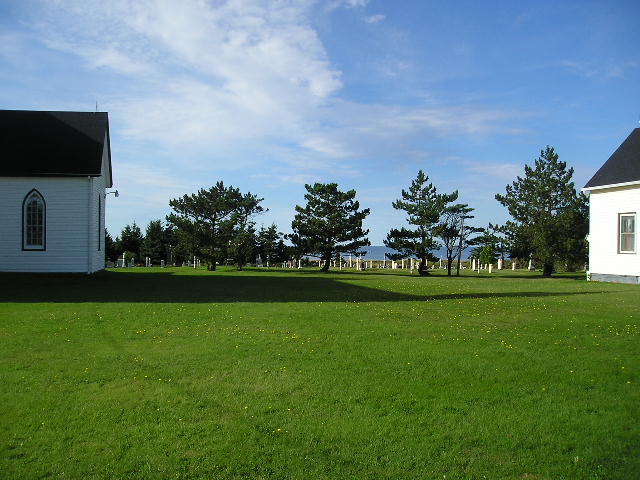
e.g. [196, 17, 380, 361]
[296, 268, 587, 281]
[0, 270, 604, 304]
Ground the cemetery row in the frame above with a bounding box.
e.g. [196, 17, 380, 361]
[108, 255, 536, 272]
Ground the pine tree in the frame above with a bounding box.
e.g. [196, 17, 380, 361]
[385, 170, 457, 276]
[104, 229, 118, 262]
[228, 192, 265, 270]
[495, 146, 589, 276]
[435, 203, 480, 276]
[256, 224, 281, 267]
[140, 220, 166, 263]
[119, 222, 144, 261]
[289, 183, 370, 272]
[167, 182, 264, 270]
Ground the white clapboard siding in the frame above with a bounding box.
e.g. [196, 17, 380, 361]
[0, 177, 105, 273]
[588, 185, 640, 277]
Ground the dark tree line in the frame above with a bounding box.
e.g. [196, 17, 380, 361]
[107, 182, 291, 269]
[108, 145, 588, 277]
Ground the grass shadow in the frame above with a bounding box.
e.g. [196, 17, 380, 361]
[0, 269, 603, 304]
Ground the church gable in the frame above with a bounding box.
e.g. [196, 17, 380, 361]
[584, 128, 640, 190]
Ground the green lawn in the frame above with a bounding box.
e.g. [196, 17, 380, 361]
[0, 267, 638, 479]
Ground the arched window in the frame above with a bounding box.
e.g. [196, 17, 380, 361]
[23, 189, 46, 250]
[98, 196, 101, 251]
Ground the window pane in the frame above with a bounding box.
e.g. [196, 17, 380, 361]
[621, 233, 634, 252]
[25, 194, 44, 247]
[621, 216, 635, 234]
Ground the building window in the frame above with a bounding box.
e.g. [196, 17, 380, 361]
[619, 213, 636, 253]
[23, 189, 46, 250]
[98, 196, 101, 251]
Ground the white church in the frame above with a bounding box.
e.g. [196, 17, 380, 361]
[0, 110, 113, 273]
[583, 128, 639, 284]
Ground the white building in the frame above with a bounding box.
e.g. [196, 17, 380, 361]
[0, 110, 113, 273]
[583, 128, 639, 284]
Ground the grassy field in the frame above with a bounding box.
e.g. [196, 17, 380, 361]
[0, 267, 638, 479]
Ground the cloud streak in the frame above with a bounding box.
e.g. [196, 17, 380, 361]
[26, 0, 523, 169]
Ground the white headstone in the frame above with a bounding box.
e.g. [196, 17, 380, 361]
[471, 258, 476, 271]
[498, 258, 503, 270]
[528, 259, 533, 270]
[512, 261, 516, 271]
[489, 264, 493, 273]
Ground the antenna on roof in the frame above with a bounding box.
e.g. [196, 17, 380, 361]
[95, 101, 99, 113]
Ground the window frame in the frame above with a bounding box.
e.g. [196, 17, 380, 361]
[98, 196, 101, 251]
[618, 212, 636, 254]
[22, 189, 46, 251]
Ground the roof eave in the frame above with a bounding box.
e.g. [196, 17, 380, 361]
[582, 179, 640, 193]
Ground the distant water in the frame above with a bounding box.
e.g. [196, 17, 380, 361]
[307, 245, 472, 260]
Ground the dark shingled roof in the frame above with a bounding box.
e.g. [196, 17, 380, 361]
[584, 128, 640, 189]
[0, 110, 112, 186]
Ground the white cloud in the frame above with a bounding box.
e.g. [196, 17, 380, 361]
[32, 0, 341, 147]
[25, 0, 525, 175]
[462, 160, 522, 182]
[530, 59, 639, 80]
[364, 14, 385, 24]
[326, 0, 370, 11]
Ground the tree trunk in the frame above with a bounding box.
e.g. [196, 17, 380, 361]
[418, 258, 429, 276]
[543, 262, 553, 277]
[446, 255, 453, 276]
[320, 254, 331, 272]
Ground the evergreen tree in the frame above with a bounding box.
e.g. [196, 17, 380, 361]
[478, 244, 497, 266]
[470, 225, 506, 264]
[500, 220, 532, 264]
[385, 170, 457, 276]
[166, 182, 264, 270]
[140, 220, 166, 263]
[256, 224, 281, 267]
[289, 183, 370, 272]
[435, 203, 480, 276]
[273, 239, 290, 264]
[228, 225, 258, 270]
[104, 229, 118, 262]
[119, 222, 144, 262]
[228, 192, 265, 270]
[163, 224, 189, 265]
[495, 146, 589, 276]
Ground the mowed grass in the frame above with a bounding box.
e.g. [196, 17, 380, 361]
[0, 267, 638, 480]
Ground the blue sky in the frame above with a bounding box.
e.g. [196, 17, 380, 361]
[1, 0, 638, 243]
